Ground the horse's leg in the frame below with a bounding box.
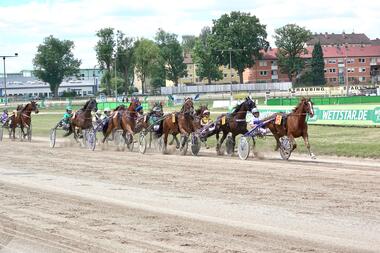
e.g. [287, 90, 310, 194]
[163, 130, 169, 154]
[231, 133, 237, 155]
[302, 133, 316, 159]
[173, 134, 180, 149]
[289, 134, 297, 151]
[217, 131, 228, 155]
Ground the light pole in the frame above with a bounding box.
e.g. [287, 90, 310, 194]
[1, 53, 18, 107]
[217, 48, 245, 109]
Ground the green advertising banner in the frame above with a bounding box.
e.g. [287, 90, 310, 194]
[256, 105, 380, 126]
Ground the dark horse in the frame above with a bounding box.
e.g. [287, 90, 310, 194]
[68, 98, 98, 140]
[9, 101, 39, 139]
[102, 99, 142, 146]
[214, 97, 256, 155]
[266, 97, 315, 159]
[161, 98, 200, 154]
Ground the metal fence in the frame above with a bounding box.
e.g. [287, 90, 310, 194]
[160, 82, 292, 95]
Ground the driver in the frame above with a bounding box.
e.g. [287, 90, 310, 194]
[250, 108, 266, 136]
[61, 106, 73, 130]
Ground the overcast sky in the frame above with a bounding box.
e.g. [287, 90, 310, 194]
[1, 0, 379, 73]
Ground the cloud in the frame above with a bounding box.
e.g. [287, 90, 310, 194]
[0, 0, 379, 72]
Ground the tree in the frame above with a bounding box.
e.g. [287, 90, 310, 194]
[182, 35, 196, 54]
[134, 38, 160, 94]
[311, 41, 325, 85]
[114, 30, 135, 96]
[155, 28, 187, 86]
[274, 24, 312, 83]
[95, 27, 115, 95]
[33, 35, 81, 97]
[210, 11, 269, 84]
[192, 27, 223, 85]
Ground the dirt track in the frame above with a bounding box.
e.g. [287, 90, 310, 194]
[0, 139, 379, 252]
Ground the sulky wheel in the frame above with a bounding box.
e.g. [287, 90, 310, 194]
[238, 137, 250, 160]
[279, 136, 293, 160]
[190, 134, 201, 156]
[49, 128, 57, 148]
[86, 129, 96, 151]
[138, 132, 147, 154]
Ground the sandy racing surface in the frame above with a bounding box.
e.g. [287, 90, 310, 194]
[0, 139, 379, 252]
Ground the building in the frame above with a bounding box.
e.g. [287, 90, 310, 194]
[243, 45, 380, 85]
[178, 53, 240, 85]
[0, 69, 103, 98]
[306, 32, 371, 47]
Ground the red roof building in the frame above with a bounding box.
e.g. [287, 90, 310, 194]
[243, 45, 380, 85]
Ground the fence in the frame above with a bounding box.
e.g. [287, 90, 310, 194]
[161, 82, 292, 95]
[97, 102, 150, 111]
[267, 96, 380, 106]
[256, 105, 380, 126]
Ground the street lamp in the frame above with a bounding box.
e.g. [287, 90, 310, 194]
[217, 48, 245, 109]
[1, 53, 18, 107]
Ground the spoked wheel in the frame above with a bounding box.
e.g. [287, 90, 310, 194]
[0, 127, 3, 142]
[225, 136, 234, 156]
[179, 135, 188, 156]
[126, 134, 134, 152]
[49, 128, 57, 148]
[86, 129, 96, 151]
[279, 136, 293, 160]
[114, 130, 125, 151]
[138, 132, 147, 154]
[190, 134, 201, 156]
[238, 137, 250, 160]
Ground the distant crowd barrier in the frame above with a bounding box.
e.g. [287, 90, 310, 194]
[97, 102, 150, 111]
[161, 82, 292, 95]
[257, 105, 380, 126]
[268, 95, 380, 106]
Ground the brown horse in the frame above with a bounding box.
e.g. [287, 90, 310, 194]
[161, 98, 201, 154]
[102, 99, 143, 146]
[68, 98, 98, 140]
[214, 97, 256, 155]
[266, 97, 315, 159]
[9, 101, 39, 139]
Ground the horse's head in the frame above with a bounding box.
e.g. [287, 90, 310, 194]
[181, 97, 194, 115]
[30, 101, 39, 114]
[301, 97, 314, 118]
[85, 98, 98, 112]
[195, 104, 209, 117]
[241, 96, 256, 113]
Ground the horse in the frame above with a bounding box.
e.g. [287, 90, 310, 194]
[161, 98, 201, 154]
[67, 98, 98, 140]
[102, 99, 143, 146]
[9, 101, 39, 139]
[265, 97, 316, 159]
[214, 97, 257, 155]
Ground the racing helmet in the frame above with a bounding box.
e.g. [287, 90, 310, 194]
[251, 108, 259, 114]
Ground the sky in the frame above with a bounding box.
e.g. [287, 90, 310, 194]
[1, 0, 379, 73]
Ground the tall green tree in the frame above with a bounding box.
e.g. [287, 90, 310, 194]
[95, 27, 115, 95]
[155, 28, 187, 86]
[114, 30, 135, 96]
[192, 27, 223, 85]
[311, 41, 325, 85]
[210, 11, 269, 84]
[182, 35, 196, 54]
[134, 38, 160, 94]
[274, 24, 312, 83]
[33, 35, 81, 97]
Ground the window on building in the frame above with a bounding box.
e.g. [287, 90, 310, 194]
[359, 76, 366, 82]
[329, 68, 336, 73]
[259, 71, 267, 76]
[347, 68, 355, 73]
[324, 69, 327, 73]
[347, 58, 354, 64]
[224, 74, 227, 77]
[359, 58, 366, 63]
[338, 58, 344, 64]
[259, 60, 267, 67]
[271, 70, 277, 75]
[359, 67, 366, 72]
[328, 59, 336, 64]
[271, 61, 277, 66]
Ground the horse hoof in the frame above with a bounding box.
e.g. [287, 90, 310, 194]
[311, 154, 316, 160]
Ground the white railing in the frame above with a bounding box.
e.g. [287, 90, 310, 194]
[160, 82, 292, 95]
